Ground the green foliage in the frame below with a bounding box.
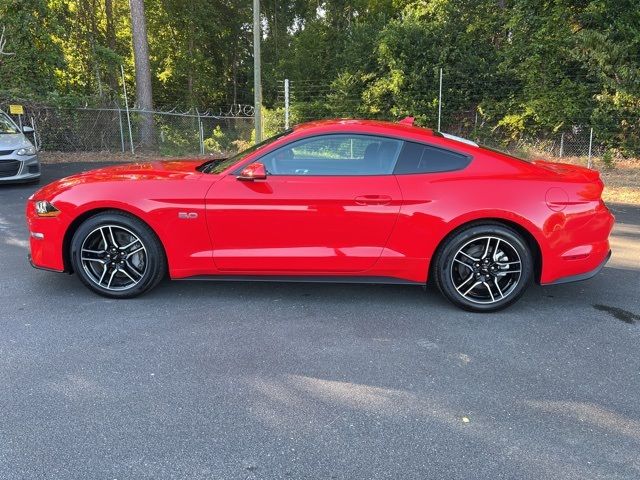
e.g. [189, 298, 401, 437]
[157, 120, 199, 157]
[204, 125, 233, 153]
[0, 0, 66, 94]
[602, 149, 615, 169]
[1, 0, 639, 155]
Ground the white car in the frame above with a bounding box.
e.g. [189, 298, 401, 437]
[0, 111, 40, 183]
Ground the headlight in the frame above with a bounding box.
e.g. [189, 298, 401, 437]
[35, 201, 60, 217]
[16, 146, 37, 156]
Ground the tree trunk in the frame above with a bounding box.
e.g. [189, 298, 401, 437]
[129, 0, 155, 150]
[90, 0, 103, 96]
[104, 0, 118, 92]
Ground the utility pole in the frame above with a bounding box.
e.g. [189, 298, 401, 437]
[253, 0, 262, 143]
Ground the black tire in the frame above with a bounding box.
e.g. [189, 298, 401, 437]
[433, 223, 533, 312]
[70, 211, 166, 298]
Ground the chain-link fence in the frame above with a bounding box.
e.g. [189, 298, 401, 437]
[275, 79, 626, 164]
[0, 102, 255, 157]
[432, 118, 595, 162]
[0, 85, 628, 164]
[439, 118, 603, 160]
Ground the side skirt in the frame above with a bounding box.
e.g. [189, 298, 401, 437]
[176, 275, 423, 286]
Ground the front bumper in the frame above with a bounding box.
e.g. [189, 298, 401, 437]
[28, 253, 65, 273]
[26, 202, 68, 272]
[0, 155, 41, 183]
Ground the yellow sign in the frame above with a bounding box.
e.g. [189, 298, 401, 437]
[9, 104, 24, 115]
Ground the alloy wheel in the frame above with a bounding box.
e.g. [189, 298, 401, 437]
[449, 235, 522, 305]
[79, 224, 148, 291]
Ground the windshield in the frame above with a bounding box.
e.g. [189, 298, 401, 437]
[201, 129, 293, 174]
[0, 114, 19, 134]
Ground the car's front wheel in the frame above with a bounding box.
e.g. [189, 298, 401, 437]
[70, 211, 166, 298]
[433, 223, 533, 312]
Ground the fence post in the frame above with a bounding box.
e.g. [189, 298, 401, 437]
[120, 65, 135, 154]
[30, 116, 39, 150]
[559, 132, 564, 158]
[284, 78, 290, 130]
[116, 103, 125, 153]
[437, 67, 443, 131]
[196, 109, 204, 155]
[200, 120, 205, 155]
[587, 128, 593, 169]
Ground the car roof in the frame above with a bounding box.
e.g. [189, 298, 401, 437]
[290, 118, 482, 153]
[293, 118, 435, 138]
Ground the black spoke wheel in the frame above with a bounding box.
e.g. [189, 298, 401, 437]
[70, 211, 166, 298]
[433, 223, 533, 312]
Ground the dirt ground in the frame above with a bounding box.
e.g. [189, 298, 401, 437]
[38, 151, 639, 206]
[559, 157, 640, 205]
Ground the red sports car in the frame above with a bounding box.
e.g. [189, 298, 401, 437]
[26, 119, 614, 311]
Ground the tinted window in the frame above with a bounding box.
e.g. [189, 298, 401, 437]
[394, 141, 470, 174]
[201, 129, 293, 174]
[260, 134, 402, 176]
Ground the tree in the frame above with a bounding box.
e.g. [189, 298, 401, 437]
[104, 0, 119, 91]
[0, 0, 65, 95]
[129, 0, 155, 148]
[1, 0, 639, 155]
[0, 25, 15, 59]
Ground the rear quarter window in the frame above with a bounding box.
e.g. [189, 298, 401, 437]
[394, 141, 470, 174]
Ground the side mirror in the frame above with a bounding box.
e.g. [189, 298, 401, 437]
[237, 162, 267, 181]
[22, 126, 34, 133]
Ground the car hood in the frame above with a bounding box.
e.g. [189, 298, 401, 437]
[78, 159, 204, 177]
[0, 133, 32, 150]
[34, 160, 206, 200]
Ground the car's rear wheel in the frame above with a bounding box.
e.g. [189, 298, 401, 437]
[433, 223, 533, 312]
[70, 212, 166, 298]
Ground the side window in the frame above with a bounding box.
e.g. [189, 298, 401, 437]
[260, 134, 402, 176]
[393, 141, 470, 174]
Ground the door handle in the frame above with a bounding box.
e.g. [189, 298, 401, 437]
[354, 195, 393, 206]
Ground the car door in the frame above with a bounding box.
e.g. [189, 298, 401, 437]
[206, 134, 403, 273]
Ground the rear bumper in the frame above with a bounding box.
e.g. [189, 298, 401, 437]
[542, 249, 610, 285]
[539, 202, 614, 284]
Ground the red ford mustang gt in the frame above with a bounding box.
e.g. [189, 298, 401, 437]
[26, 119, 614, 311]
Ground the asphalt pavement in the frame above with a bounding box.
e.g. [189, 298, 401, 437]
[0, 162, 639, 480]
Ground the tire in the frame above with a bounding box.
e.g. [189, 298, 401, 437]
[433, 223, 533, 312]
[70, 211, 166, 298]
